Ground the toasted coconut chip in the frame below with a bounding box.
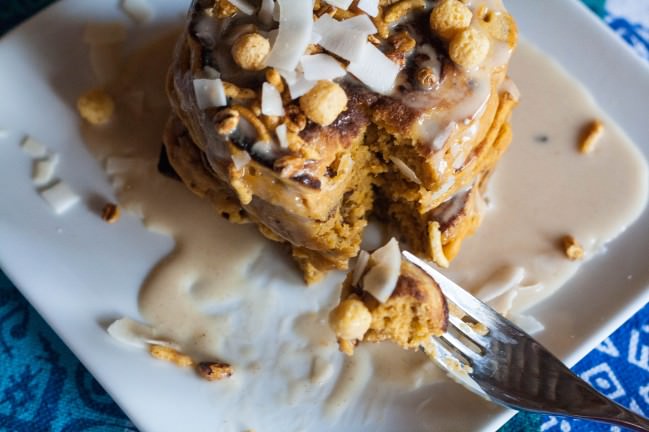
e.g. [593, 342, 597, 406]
[278, 68, 298, 85]
[288, 74, 317, 99]
[347, 42, 400, 94]
[300, 54, 346, 81]
[340, 14, 377, 34]
[39, 180, 80, 215]
[120, 0, 155, 24]
[261, 82, 285, 116]
[32, 154, 60, 186]
[352, 250, 370, 286]
[275, 123, 289, 149]
[107, 317, 179, 350]
[313, 14, 368, 63]
[389, 156, 421, 185]
[428, 221, 449, 268]
[363, 238, 401, 303]
[20, 136, 47, 158]
[251, 140, 274, 159]
[266, 0, 313, 71]
[193, 78, 227, 110]
[231, 150, 251, 170]
[357, 0, 379, 17]
[228, 0, 256, 15]
[474, 266, 525, 303]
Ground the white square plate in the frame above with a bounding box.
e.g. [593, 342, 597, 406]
[1, 0, 648, 431]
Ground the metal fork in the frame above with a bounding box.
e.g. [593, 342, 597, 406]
[403, 251, 649, 432]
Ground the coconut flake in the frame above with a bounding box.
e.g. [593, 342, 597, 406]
[278, 68, 298, 85]
[228, 0, 256, 15]
[32, 154, 60, 186]
[39, 180, 80, 215]
[357, 0, 379, 17]
[300, 54, 346, 81]
[120, 0, 155, 24]
[314, 14, 368, 62]
[325, 0, 353, 9]
[251, 141, 274, 159]
[389, 156, 421, 185]
[83, 22, 128, 45]
[259, 0, 275, 25]
[276, 123, 289, 149]
[231, 151, 252, 170]
[340, 14, 377, 35]
[107, 317, 179, 349]
[352, 250, 370, 286]
[347, 42, 400, 94]
[288, 75, 317, 99]
[203, 66, 221, 79]
[266, 0, 313, 71]
[20, 136, 47, 158]
[193, 78, 227, 110]
[262, 82, 285, 116]
[363, 238, 401, 303]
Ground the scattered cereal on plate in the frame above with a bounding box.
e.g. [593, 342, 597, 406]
[579, 119, 604, 154]
[562, 235, 584, 261]
[196, 361, 234, 381]
[101, 203, 121, 224]
[149, 345, 194, 367]
[77, 89, 115, 125]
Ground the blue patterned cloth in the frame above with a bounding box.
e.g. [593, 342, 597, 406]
[1, 1, 648, 431]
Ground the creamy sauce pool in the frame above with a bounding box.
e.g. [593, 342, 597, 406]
[445, 42, 648, 322]
[82, 35, 647, 430]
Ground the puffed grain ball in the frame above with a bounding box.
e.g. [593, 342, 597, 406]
[77, 89, 115, 125]
[329, 297, 372, 341]
[429, 0, 473, 40]
[449, 27, 491, 69]
[231, 32, 270, 71]
[299, 80, 348, 127]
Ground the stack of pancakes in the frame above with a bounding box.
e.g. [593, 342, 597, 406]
[164, 0, 518, 283]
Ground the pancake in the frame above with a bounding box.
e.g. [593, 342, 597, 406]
[164, 0, 519, 282]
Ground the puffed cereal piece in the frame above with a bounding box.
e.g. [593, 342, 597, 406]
[562, 235, 584, 261]
[449, 27, 491, 69]
[299, 80, 348, 127]
[383, 0, 426, 24]
[196, 361, 234, 381]
[579, 119, 604, 154]
[477, 8, 517, 47]
[77, 89, 115, 125]
[329, 296, 372, 341]
[231, 32, 270, 71]
[429, 0, 473, 40]
[149, 345, 194, 367]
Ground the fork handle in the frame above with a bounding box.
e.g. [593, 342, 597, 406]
[583, 403, 649, 432]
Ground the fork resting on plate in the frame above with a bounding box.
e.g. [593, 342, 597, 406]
[403, 252, 649, 432]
